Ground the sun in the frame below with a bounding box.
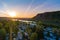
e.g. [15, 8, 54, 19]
[8, 11, 16, 17]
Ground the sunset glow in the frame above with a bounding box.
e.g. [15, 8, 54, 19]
[8, 11, 16, 17]
[0, 0, 60, 18]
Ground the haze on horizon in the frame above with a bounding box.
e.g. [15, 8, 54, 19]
[0, 0, 60, 18]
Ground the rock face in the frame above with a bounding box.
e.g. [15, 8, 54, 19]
[33, 11, 60, 21]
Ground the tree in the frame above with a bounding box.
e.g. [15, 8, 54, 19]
[4, 21, 18, 40]
[0, 28, 6, 40]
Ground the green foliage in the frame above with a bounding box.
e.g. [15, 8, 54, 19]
[0, 20, 19, 36]
[0, 28, 6, 40]
[25, 26, 32, 37]
[0, 23, 3, 29]
[0, 28, 6, 35]
[4, 22, 10, 33]
[30, 32, 38, 40]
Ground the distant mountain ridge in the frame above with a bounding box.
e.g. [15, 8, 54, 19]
[33, 11, 60, 21]
[33, 11, 60, 26]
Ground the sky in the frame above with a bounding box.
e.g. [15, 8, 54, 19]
[0, 0, 60, 18]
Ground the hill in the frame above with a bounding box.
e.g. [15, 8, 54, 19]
[33, 11, 60, 26]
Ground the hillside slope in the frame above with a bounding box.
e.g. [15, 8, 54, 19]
[33, 11, 60, 26]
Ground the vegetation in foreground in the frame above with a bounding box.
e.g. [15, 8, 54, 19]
[0, 19, 60, 40]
